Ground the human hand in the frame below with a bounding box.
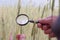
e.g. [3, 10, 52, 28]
[37, 16, 58, 38]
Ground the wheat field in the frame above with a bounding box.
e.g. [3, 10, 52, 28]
[0, 5, 59, 40]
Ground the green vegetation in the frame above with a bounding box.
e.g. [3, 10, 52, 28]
[0, 6, 58, 40]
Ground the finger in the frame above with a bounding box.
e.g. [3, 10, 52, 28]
[44, 29, 52, 34]
[43, 25, 51, 31]
[49, 32, 56, 38]
[37, 23, 43, 30]
[43, 25, 48, 31]
[37, 23, 41, 28]
[38, 18, 52, 25]
[44, 16, 58, 23]
[38, 16, 58, 24]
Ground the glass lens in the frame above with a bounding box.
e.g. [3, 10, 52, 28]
[16, 15, 28, 25]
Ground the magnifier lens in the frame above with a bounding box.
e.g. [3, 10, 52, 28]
[16, 15, 29, 25]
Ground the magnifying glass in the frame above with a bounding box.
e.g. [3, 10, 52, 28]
[16, 14, 38, 26]
[16, 14, 48, 26]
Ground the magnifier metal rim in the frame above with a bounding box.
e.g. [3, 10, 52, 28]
[16, 14, 29, 26]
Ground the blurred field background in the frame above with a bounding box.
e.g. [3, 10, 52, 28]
[0, 0, 59, 40]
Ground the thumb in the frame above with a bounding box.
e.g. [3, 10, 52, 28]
[38, 18, 52, 25]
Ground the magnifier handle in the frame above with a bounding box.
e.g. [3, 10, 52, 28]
[29, 20, 49, 25]
[36, 21, 49, 25]
[41, 23, 49, 26]
[29, 20, 39, 23]
[29, 20, 35, 23]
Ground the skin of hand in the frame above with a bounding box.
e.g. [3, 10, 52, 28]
[37, 16, 58, 38]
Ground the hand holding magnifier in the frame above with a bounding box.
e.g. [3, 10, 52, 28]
[16, 14, 49, 26]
